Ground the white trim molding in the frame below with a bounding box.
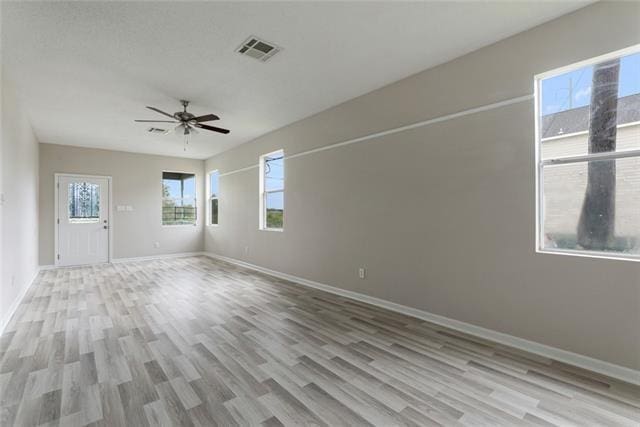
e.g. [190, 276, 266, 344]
[220, 93, 534, 178]
[39, 251, 206, 269]
[111, 251, 206, 263]
[203, 252, 640, 386]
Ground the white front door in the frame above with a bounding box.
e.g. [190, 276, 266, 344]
[57, 175, 110, 266]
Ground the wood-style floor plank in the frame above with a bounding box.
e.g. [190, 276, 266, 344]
[0, 256, 638, 426]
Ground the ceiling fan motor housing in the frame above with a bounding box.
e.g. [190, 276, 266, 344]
[176, 111, 195, 121]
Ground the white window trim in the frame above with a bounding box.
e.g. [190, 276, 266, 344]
[161, 170, 198, 227]
[534, 44, 640, 262]
[207, 170, 219, 227]
[259, 149, 284, 231]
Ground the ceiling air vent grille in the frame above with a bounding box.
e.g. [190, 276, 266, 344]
[236, 36, 281, 62]
[147, 127, 167, 134]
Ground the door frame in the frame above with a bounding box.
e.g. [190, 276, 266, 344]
[54, 173, 113, 267]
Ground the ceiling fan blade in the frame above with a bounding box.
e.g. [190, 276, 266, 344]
[146, 106, 177, 119]
[134, 120, 179, 123]
[192, 114, 219, 122]
[194, 123, 230, 134]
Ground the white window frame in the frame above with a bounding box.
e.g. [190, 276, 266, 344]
[259, 149, 284, 231]
[207, 170, 219, 226]
[534, 44, 640, 262]
[161, 170, 197, 227]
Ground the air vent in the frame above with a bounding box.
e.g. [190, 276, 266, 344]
[236, 36, 281, 62]
[147, 127, 167, 134]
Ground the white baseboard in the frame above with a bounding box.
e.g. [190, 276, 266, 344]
[111, 251, 206, 264]
[203, 252, 640, 386]
[0, 268, 40, 336]
[39, 252, 205, 269]
[39, 252, 205, 270]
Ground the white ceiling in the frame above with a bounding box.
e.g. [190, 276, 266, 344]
[2, 1, 590, 160]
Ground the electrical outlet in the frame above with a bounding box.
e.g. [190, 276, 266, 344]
[244, 246, 249, 254]
[11, 275, 15, 287]
[358, 268, 366, 279]
[154, 242, 160, 248]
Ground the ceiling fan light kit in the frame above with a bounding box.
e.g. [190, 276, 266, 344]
[134, 100, 229, 151]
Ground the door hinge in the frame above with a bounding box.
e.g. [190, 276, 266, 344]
[57, 218, 60, 224]
[57, 182, 59, 189]
[57, 254, 60, 260]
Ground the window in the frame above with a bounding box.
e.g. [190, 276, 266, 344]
[162, 172, 196, 225]
[259, 150, 284, 230]
[536, 47, 640, 260]
[68, 182, 100, 223]
[209, 170, 219, 225]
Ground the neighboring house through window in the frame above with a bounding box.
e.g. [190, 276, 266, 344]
[536, 47, 640, 260]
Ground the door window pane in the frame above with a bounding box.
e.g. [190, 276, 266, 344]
[68, 182, 100, 223]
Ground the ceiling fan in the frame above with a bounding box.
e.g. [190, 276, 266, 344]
[135, 100, 230, 149]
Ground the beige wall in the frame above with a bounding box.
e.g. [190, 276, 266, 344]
[1, 74, 39, 329]
[204, 2, 640, 370]
[39, 144, 205, 265]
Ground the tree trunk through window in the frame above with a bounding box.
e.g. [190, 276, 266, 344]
[577, 59, 620, 250]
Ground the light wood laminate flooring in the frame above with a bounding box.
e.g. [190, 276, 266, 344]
[1, 256, 638, 426]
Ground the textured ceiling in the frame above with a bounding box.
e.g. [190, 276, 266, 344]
[1, 1, 590, 159]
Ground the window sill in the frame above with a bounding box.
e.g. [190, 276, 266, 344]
[537, 247, 639, 263]
[259, 227, 283, 233]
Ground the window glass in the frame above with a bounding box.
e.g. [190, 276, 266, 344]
[68, 182, 100, 223]
[538, 49, 640, 259]
[265, 191, 284, 229]
[162, 172, 196, 225]
[210, 171, 219, 198]
[540, 52, 640, 159]
[542, 157, 639, 255]
[211, 198, 219, 225]
[209, 171, 219, 225]
[265, 153, 284, 191]
[260, 150, 284, 230]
